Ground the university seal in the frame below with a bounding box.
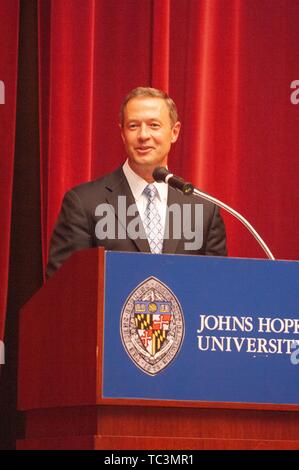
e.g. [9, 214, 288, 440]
[120, 277, 184, 375]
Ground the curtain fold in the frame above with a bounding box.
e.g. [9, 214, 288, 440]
[0, 0, 20, 341]
[151, 0, 170, 90]
[38, 0, 98, 269]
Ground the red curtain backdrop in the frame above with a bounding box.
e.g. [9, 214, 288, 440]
[0, 0, 19, 341]
[38, 0, 299, 273]
[1, 0, 299, 338]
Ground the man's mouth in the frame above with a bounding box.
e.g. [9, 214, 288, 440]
[135, 146, 154, 154]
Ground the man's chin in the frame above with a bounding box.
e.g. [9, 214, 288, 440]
[132, 154, 166, 167]
[128, 158, 167, 181]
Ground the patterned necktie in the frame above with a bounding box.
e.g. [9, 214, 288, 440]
[143, 184, 163, 254]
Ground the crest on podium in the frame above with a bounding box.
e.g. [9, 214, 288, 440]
[120, 277, 185, 375]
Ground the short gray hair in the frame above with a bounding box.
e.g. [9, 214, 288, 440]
[120, 87, 179, 127]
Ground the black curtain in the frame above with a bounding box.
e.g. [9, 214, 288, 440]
[0, 0, 43, 450]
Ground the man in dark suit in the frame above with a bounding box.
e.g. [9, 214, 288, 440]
[47, 87, 227, 277]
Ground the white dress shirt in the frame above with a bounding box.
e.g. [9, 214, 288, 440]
[122, 159, 168, 237]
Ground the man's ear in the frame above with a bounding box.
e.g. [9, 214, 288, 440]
[119, 123, 125, 143]
[171, 121, 181, 143]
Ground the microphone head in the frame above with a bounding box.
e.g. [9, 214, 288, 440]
[152, 166, 169, 182]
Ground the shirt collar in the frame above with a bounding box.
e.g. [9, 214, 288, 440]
[123, 159, 168, 202]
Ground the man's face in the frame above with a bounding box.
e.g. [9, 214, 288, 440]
[121, 97, 181, 178]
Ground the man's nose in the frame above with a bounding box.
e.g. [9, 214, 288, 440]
[138, 123, 150, 140]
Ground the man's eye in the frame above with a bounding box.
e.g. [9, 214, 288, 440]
[150, 123, 160, 128]
[129, 124, 137, 130]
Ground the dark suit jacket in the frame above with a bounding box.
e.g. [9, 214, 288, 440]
[47, 167, 227, 277]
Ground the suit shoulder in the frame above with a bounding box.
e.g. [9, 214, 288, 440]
[66, 166, 124, 199]
[59, 167, 125, 213]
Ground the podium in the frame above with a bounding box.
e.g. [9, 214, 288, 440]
[18, 248, 299, 449]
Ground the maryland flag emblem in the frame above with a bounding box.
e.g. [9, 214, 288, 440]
[120, 277, 184, 375]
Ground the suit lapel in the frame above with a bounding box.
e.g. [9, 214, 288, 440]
[162, 186, 183, 254]
[104, 167, 150, 253]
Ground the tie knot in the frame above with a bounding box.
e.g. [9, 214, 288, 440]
[144, 184, 157, 201]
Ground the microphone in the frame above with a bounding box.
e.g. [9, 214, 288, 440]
[153, 166, 275, 260]
[152, 167, 194, 195]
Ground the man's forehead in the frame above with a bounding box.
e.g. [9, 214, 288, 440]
[124, 96, 169, 119]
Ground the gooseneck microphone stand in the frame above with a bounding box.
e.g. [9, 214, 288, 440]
[153, 167, 275, 261]
[192, 186, 275, 260]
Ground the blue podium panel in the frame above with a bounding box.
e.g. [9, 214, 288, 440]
[102, 252, 299, 405]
